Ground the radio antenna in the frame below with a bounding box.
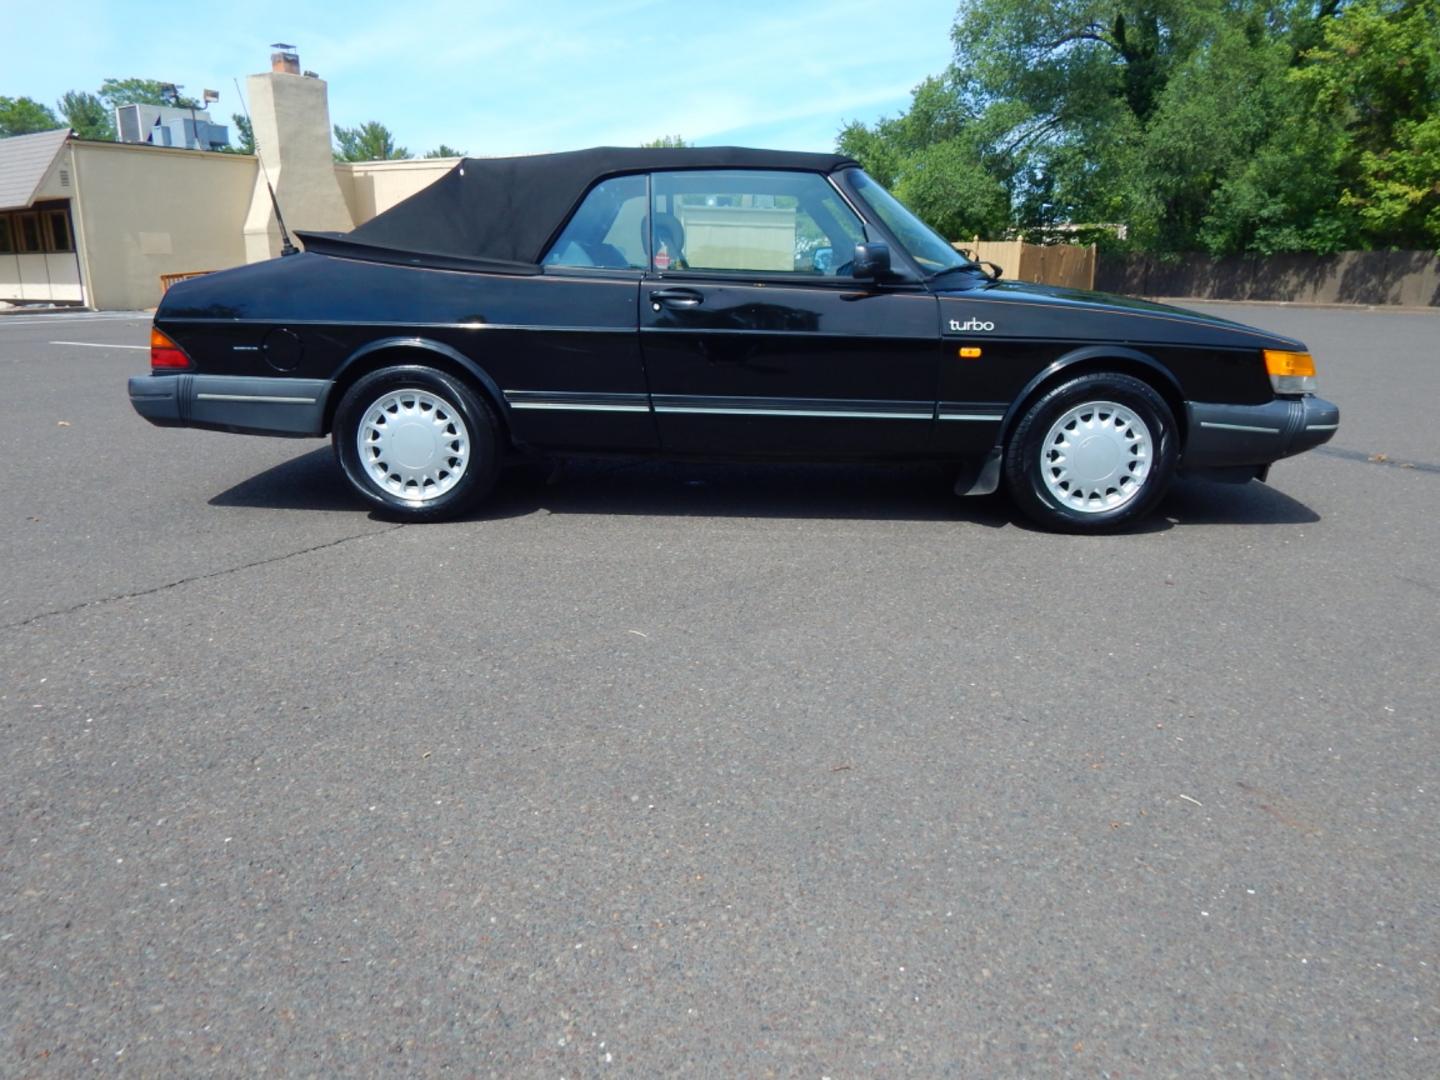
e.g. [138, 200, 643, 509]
[233, 77, 298, 256]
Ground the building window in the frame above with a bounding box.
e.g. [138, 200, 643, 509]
[0, 208, 75, 254]
[45, 210, 74, 253]
[16, 213, 43, 254]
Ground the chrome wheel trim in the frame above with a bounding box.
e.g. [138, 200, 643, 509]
[356, 388, 470, 502]
[1040, 400, 1153, 514]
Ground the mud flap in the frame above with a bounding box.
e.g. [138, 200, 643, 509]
[954, 447, 1003, 496]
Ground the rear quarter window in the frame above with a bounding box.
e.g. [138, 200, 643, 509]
[543, 175, 649, 270]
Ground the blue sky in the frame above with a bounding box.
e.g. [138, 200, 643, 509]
[6, 0, 959, 155]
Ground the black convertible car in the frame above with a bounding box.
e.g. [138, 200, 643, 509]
[129, 146, 1338, 532]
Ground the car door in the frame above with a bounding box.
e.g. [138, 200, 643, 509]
[511, 174, 655, 453]
[639, 169, 938, 457]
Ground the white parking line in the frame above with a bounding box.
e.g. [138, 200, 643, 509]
[49, 341, 149, 349]
[1, 313, 149, 326]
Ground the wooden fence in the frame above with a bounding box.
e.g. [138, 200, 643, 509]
[1096, 250, 1440, 307]
[953, 239, 1097, 290]
[159, 270, 213, 292]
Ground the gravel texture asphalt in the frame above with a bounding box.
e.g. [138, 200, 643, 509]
[1, 303, 1437, 1077]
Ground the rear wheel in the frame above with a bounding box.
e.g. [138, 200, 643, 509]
[1004, 372, 1177, 533]
[333, 366, 500, 521]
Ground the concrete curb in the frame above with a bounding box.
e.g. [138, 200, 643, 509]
[0, 305, 95, 317]
[1149, 296, 1440, 315]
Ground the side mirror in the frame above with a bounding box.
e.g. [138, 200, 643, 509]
[851, 241, 891, 281]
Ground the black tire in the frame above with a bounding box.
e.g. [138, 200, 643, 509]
[1004, 372, 1178, 533]
[332, 365, 501, 522]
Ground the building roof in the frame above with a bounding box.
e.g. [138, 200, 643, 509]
[0, 128, 71, 212]
[301, 146, 860, 270]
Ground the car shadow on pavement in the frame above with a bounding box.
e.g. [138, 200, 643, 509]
[208, 447, 359, 512]
[1155, 476, 1320, 528]
[210, 447, 1320, 529]
[210, 450, 1010, 525]
[483, 458, 1013, 525]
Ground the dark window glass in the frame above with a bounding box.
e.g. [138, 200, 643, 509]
[0, 217, 13, 254]
[649, 170, 864, 276]
[16, 214, 42, 253]
[46, 211, 73, 252]
[543, 175, 649, 270]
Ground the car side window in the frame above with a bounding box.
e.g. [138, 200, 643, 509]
[543, 175, 649, 270]
[649, 169, 865, 276]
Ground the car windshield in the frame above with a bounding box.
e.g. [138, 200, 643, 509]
[848, 171, 971, 276]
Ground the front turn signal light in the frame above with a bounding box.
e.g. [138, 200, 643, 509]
[150, 326, 192, 370]
[1263, 349, 1316, 394]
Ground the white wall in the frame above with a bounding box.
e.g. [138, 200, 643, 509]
[70, 141, 257, 310]
[334, 158, 456, 225]
[0, 252, 82, 303]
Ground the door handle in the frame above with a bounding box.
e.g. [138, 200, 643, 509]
[649, 288, 703, 309]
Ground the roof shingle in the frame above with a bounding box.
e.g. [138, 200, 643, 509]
[0, 128, 71, 212]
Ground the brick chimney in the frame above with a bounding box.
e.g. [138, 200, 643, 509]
[271, 46, 300, 75]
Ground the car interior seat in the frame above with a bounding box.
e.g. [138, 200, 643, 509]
[641, 212, 688, 269]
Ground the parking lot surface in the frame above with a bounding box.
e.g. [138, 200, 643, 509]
[2, 303, 1438, 1076]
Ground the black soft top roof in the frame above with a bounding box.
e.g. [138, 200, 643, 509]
[296, 146, 860, 273]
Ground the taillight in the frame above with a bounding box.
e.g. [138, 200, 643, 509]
[150, 326, 192, 370]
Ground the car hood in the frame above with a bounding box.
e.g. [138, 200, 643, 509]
[933, 277, 1306, 352]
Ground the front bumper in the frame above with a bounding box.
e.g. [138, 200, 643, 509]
[1184, 395, 1339, 469]
[128, 374, 332, 438]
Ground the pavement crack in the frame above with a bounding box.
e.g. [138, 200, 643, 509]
[1315, 445, 1440, 475]
[1, 524, 404, 632]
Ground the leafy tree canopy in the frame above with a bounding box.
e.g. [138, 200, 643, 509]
[226, 113, 255, 155]
[424, 144, 466, 158]
[839, 0, 1440, 254]
[334, 121, 411, 162]
[0, 96, 61, 138]
[642, 135, 691, 147]
[99, 77, 200, 109]
[58, 91, 114, 141]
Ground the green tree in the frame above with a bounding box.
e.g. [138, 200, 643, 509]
[226, 113, 256, 155]
[941, 0, 1299, 250]
[839, 74, 1011, 240]
[1304, 0, 1440, 247]
[99, 77, 199, 109]
[641, 135, 691, 147]
[57, 90, 114, 141]
[1199, 0, 1440, 253]
[333, 121, 411, 162]
[839, 0, 1440, 254]
[424, 144, 466, 158]
[0, 96, 61, 137]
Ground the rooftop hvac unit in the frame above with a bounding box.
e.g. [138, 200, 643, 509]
[116, 104, 145, 143]
[114, 104, 217, 146]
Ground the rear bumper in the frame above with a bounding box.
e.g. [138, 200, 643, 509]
[128, 374, 331, 437]
[1184, 396, 1339, 469]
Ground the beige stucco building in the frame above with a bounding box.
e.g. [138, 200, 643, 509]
[0, 52, 455, 311]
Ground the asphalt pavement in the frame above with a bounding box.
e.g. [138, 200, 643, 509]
[2, 303, 1437, 1076]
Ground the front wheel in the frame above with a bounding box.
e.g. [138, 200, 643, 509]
[333, 366, 501, 521]
[1004, 372, 1178, 533]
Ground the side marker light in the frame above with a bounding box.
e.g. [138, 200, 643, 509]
[1263, 349, 1316, 394]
